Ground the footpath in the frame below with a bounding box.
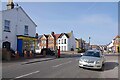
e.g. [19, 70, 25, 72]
[2, 55, 56, 67]
[104, 53, 120, 56]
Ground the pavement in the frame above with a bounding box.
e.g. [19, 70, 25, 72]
[104, 53, 120, 56]
[2, 55, 56, 66]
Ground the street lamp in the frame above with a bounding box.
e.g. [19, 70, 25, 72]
[89, 37, 91, 49]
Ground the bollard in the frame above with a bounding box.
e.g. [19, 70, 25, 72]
[24, 50, 27, 58]
[29, 51, 33, 58]
[58, 48, 60, 58]
[15, 51, 19, 59]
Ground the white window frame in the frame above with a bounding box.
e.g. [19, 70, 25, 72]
[4, 20, 10, 32]
[24, 25, 28, 35]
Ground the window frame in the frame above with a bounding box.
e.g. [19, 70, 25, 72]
[64, 39, 66, 44]
[24, 25, 29, 35]
[4, 20, 10, 32]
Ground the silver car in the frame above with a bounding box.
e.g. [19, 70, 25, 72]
[79, 50, 105, 70]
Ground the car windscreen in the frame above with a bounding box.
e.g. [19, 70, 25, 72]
[83, 51, 100, 57]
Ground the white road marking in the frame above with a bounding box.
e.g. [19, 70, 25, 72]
[15, 71, 39, 79]
[52, 61, 72, 68]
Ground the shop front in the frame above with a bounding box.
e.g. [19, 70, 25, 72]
[17, 35, 37, 57]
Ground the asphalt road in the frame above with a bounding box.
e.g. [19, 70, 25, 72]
[2, 53, 120, 79]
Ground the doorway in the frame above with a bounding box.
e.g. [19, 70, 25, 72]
[2, 41, 11, 50]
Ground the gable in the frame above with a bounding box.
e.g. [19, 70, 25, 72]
[55, 34, 60, 40]
[19, 7, 37, 27]
[41, 35, 47, 40]
[48, 34, 54, 39]
[61, 34, 68, 39]
[2, 7, 37, 27]
[58, 33, 69, 38]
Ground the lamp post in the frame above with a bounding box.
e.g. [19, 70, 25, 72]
[89, 37, 91, 49]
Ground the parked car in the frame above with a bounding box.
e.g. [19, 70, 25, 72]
[79, 50, 105, 70]
[35, 47, 41, 54]
[35, 49, 41, 54]
[41, 48, 55, 56]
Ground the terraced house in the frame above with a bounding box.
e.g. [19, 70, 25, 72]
[38, 31, 76, 52]
[38, 32, 59, 51]
[39, 34, 48, 49]
[48, 32, 56, 50]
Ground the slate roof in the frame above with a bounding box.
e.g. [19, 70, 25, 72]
[58, 33, 70, 38]
[54, 34, 61, 39]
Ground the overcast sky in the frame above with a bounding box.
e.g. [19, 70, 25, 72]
[2, 1, 118, 45]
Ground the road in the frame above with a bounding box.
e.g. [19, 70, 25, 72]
[2, 53, 120, 80]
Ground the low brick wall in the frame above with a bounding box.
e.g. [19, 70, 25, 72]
[2, 48, 11, 61]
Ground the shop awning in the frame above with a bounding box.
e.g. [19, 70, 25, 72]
[17, 35, 37, 40]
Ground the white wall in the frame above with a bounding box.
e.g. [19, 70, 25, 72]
[0, 11, 2, 48]
[57, 32, 76, 51]
[17, 8, 36, 37]
[2, 7, 36, 51]
[107, 40, 114, 48]
[57, 35, 68, 51]
[68, 32, 76, 51]
[2, 9, 18, 50]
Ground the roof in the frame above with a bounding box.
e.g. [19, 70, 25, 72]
[44, 34, 49, 38]
[75, 38, 78, 40]
[115, 35, 120, 39]
[58, 33, 69, 38]
[17, 35, 37, 39]
[39, 34, 49, 39]
[2, 6, 37, 27]
[38, 35, 42, 39]
[54, 34, 60, 39]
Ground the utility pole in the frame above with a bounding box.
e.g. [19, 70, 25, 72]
[89, 37, 91, 49]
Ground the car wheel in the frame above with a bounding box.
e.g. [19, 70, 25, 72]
[79, 66, 82, 68]
[99, 67, 103, 71]
[99, 65, 104, 71]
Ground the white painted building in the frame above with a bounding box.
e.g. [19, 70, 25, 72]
[107, 39, 115, 52]
[0, 1, 37, 56]
[57, 31, 76, 51]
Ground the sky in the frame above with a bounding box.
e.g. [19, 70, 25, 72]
[2, 2, 118, 45]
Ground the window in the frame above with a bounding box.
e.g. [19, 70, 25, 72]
[83, 51, 100, 57]
[49, 40, 53, 44]
[4, 20, 10, 32]
[64, 46, 66, 51]
[24, 25, 28, 35]
[64, 39, 66, 44]
[62, 39, 63, 44]
[62, 46, 63, 51]
[59, 40, 60, 44]
[42, 40, 46, 44]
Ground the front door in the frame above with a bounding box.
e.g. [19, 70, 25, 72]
[2, 41, 11, 50]
[118, 47, 120, 53]
[17, 39, 23, 57]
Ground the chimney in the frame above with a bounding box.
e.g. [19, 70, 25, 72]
[35, 33, 38, 38]
[71, 30, 73, 33]
[51, 32, 55, 36]
[7, 0, 14, 9]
